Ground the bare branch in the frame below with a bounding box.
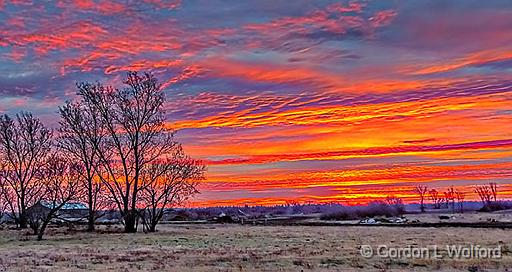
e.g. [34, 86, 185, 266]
[0, 112, 52, 228]
[27, 155, 80, 240]
[71, 71, 198, 233]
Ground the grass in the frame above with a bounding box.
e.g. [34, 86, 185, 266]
[0, 222, 511, 271]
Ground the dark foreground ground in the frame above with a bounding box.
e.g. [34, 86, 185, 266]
[0, 222, 511, 272]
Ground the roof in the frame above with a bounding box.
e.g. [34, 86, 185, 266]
[39, 201, 88, 210]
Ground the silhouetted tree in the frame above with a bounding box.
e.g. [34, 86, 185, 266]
[489, 182, 498, 202]
[428, 189, 443, 209]
[475, 183, 498, 208]
[455, 189, 465, 213]
[74, 72, 183, 233]
[414, 185, 428, 212]
[444, 186, 456, 212]
[27, 156, 80, 240]
[385, 195, 405, 214]
[139, 145, 205, 232]
[58, 100, 109, 231]
[0, 112, 52, 228]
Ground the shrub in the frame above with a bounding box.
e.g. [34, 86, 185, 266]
[479, 201, 512, 212]
[320, 201, 405, 221]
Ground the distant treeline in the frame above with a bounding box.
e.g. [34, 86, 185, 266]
[166, 199, 512, 222]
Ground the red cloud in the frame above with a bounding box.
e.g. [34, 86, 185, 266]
[56, 0, 126, 15]
[206, 139, 512, 165]
[370, 10, 398, 27]
[407, 48, 512, 75]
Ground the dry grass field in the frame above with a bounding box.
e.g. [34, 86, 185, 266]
[0, 221, 511, 272]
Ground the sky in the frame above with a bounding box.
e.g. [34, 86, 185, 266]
[0, 0, 511, 206]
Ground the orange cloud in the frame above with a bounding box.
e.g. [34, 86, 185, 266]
[408, 48, 512, 75]
[3, 21, 107, 56]
[206, 139, 512, 165]
[190, 163, 512, 207]
[173, 92, 511, 130]
[202, 162, 512, 189]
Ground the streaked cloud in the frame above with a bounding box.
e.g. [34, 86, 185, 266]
[1, 0, 511, 206]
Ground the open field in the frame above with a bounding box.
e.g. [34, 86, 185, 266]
[0, 221, 511, 272]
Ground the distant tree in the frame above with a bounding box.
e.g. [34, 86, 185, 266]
[428, 189, 443, 209]
[74, 72, 187, 233]
[455, 190, 465, 213]
[58, 100, 109, 231]
[489, 182, 498, 202]
[444, 187, 456, 212]
[413, 185, 428, 212]
[0, 112, 52, 228]
[385, 195, 399, 206]
[385, 195, 405, 214]
[139, 145, 205, 232]
[475, 183, 498, 208]
[285, 200, 300, 206]
[27, 156, 80, 240]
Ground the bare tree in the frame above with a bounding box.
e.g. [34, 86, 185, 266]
[475, 183, 498, 207]
[139, 145, 205, 232]
[58, 100, 108, 231]
[414, 185, 428, 212]
[385, 195, 405, 214]
[428, 189, 443, 209]
[444, 187, 456, 212]
[455, 190, 465, 213]
[489, 182, 498, 202]
[0, 112, 52, 228]
[27, 156, 80, 240]
[75, 72, 180, 233]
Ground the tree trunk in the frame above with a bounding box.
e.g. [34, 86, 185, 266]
[37, 220, 49, 241]
[87, 214, 95, 232]
[124, 212, 137, 233]
[32, 224, 38, 235]
[19, 213, 28, 229]
[86, 176, 95, 232]
[148, 223, 156, 233]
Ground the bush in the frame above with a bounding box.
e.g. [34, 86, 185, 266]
[479, 201, 512, 212]
[320, 201, 405, 221]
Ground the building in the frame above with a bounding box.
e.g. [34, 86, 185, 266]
[26, 201, 88, 222]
